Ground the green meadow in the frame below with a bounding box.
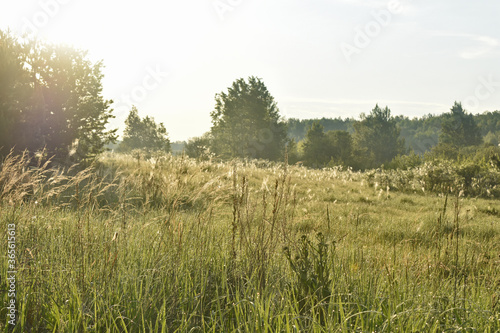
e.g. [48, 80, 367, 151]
[1, 151, 499, 332]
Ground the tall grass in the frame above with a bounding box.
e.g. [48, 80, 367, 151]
[0, 151, 498, 332]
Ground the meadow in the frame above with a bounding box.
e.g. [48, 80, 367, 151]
[1, 151, 499, 332]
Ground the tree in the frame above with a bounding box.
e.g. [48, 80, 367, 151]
[0, 30, 31, 156]
[210, 76, 287, 160]
[285, 138, 300, 165]
[439, 101, 481, 148]
[301, 125, 356, 168]
[0, 30, 117, 160]
[353, 105, 405, 168]
[185, 133, 213, 159]
[118, 106, 171, 153]
[302, 122, 329, 167]
[484, 131, 499, 146]
[326, 130, 354, 166]
[287, 117, 352, 142]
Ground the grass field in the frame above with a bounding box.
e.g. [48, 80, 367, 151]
[1, 151, 499, 332]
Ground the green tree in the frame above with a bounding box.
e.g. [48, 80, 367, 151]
[0, 30, 31, 156]
[287, 117, 352, 142]
[286, 138, 300, 164]
[301, 125, 355, 168]
[326, 130, 354, 166]
[210, 76, 287, 160]
[353, 105, 405, 168]
[118, 106, 171, 153]
[439, 101, 482, 147]
[185, 133, 213, 159]
[302, 122, 329, 167]
[484, 131, 499, 146]
[0, 30, 116, 160]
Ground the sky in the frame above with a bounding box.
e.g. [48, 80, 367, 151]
[1, 0, 500, 141]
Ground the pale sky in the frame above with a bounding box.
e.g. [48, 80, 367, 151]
[1, 0, 500, 141]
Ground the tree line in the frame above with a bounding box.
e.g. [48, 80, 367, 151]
[288, 110, 500, 155]
[2, 31, 499, 171]
[185, 77, 498, 170]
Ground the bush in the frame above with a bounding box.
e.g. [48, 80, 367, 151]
[385, 151, 423, 170]
[365, 158, 500, 198]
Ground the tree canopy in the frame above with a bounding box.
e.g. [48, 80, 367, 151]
[117, 106, 171, 153]
[439, 101, 482, 147]
[353, 105, 405, 168]
[210, 76, 287, 160]
[185, 133, 212, 159]
[301, 122, 355, 168]
[0, 30, 116, 161]
[302, 122, 329, 167]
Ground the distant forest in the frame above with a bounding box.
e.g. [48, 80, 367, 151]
[287, 111, 500, 155]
